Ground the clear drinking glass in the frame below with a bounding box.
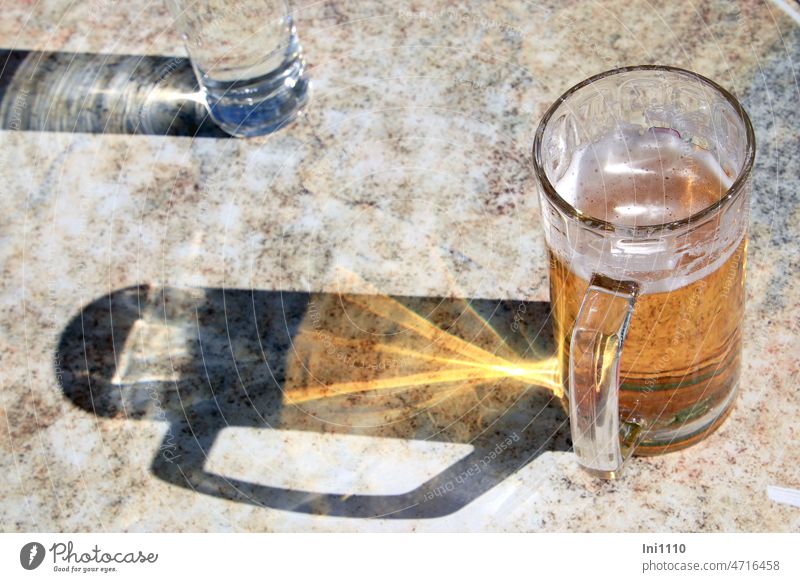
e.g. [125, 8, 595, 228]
[167, 0, 309, 137]
[532, 66, 755, 478]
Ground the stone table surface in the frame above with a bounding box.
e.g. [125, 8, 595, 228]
[1, 0, 799, 532]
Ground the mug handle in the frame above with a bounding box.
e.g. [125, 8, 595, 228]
[569, 273, 639, 479]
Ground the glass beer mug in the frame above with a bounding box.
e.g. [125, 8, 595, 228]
[532, 66, 755, 478]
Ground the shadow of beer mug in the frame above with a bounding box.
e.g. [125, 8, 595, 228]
[57, 284, 569, 518]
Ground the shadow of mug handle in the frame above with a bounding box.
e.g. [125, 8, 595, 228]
[149, 412, 540, 520]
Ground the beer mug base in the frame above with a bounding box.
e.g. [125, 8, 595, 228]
[628, 382, 739, 456]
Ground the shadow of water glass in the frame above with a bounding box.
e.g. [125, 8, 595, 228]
[0, 49, 227, 137]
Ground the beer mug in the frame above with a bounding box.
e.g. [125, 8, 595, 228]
[532, 66, 755, 478]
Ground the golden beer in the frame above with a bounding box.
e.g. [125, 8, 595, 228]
[546, 125, 748, 454]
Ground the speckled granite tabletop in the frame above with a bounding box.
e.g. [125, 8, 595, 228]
[1, 0, 799, 532]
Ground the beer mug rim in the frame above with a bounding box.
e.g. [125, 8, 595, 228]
[532, 65, 756, 237]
